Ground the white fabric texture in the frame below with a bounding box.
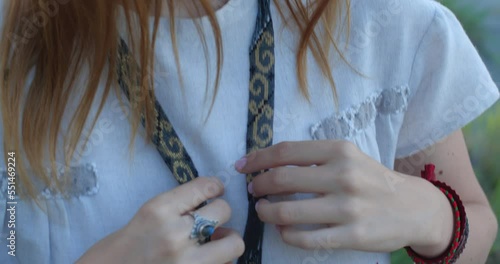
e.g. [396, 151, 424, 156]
[0, 0, 499, 263]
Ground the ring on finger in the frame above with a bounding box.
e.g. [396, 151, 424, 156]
[188, 211, 219, 245]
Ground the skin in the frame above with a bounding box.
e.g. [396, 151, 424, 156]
[235, 129, 497, 263]
[77, 131, 495, 263]
[81, 1, 496, 263]
[77, 177, 245, 264]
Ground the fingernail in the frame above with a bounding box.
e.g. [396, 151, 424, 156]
[248, 182, 254, 194]
[255, 199, 260, 209]
[235, 157, 247, 171]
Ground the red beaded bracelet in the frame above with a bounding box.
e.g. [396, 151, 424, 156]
[405, 164, 469, 264]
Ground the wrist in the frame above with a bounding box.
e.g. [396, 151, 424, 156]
[405, 175, 455, 257]
[400, 164, 469, 263]
[76, 229, 129, 264]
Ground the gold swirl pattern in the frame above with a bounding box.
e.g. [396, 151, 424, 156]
[173, 160, 195, 183]
[250, 73, 269, 97]
[117, 0, 275, 260]
[246, 20, 275, 184]
[117, 39, 199, 184]
[254, 31, 275, 72]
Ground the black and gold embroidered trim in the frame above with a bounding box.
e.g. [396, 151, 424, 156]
[240, 0, 275, 263]
[116, 0, 275, 263]
[117, 39, 199, 185]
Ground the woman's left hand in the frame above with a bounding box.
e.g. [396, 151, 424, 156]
[234, 140, 453, 253]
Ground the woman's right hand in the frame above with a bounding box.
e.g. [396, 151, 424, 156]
[77, 177, 244, 264]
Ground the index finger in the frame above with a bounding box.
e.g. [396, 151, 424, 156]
[235, 141, 339, 173]
[149, 176, 225, 214]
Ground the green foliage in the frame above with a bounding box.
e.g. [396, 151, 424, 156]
[391, 248, 413, 264]
[440, 0, 500, 65]
[441, 0, 489, 44]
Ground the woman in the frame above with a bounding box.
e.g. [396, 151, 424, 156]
[0, 0, 498, 263]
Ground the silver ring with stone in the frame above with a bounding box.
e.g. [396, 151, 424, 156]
[188, 212, 218, 244]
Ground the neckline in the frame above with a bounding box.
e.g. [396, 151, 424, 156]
[154, 0, 248, 22]
[176, 0, 231, 19]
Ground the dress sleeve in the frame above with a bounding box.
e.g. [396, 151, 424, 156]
[395, 3, 499, 158]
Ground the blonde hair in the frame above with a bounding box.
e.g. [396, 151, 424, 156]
[0, 0, 350, 200]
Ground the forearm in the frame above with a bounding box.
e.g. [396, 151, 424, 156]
[395, 130, 498, 263]
[408, 175, 497, 263]
[455, 203, 497, 263]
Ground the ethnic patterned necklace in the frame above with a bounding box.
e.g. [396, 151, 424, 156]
[117, 0, 275, 263]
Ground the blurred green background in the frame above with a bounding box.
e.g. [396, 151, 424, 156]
[391, 0, 500, 263]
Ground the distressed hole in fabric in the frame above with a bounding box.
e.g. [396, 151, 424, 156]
[311, 85, 409, 140]
[376, 86, 410, 114]
[354, 102, 377, 130]
[0, 163, 99, 200]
